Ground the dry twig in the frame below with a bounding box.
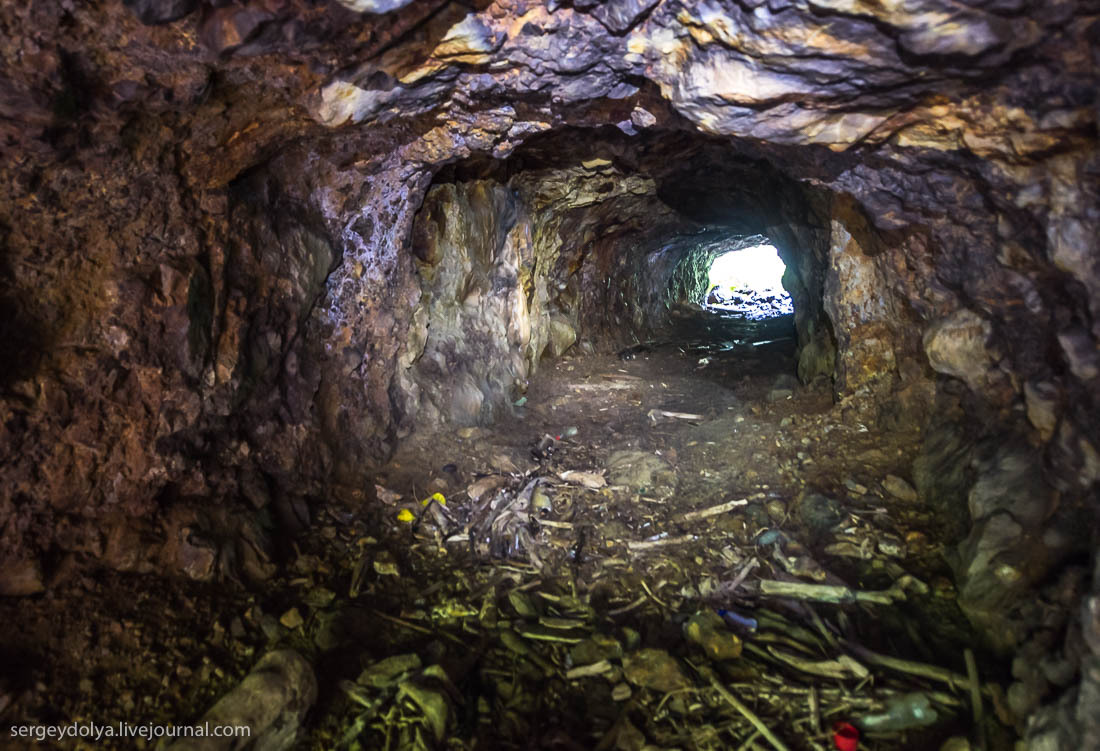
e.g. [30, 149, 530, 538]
[703, 671, 790, 751]
[675, 498, 750, 523]
[628, 534, 696, 551]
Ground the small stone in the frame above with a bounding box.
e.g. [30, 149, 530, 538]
[877, 534, 907, 558]
[312, 612, 342, 651]
[630, 107, 656, 129]
[547, 315, 577, 357]
[303, 587, 336, 609]
[784, 555, 827, 581]
[187, 650, 316, 750]
[373, 551, 399, 576]
[605, 450, 674, 493]
[357, 653, 422, 688]
[229, 617, 247, 639]
[1007, 678, 1046, 718]
[922, 308, 994, 389]
[931, 577, 957, 598]
[621, 627, 641, 651]
[905, 530, 929, 554]
[797, 491, 845, 536]
[844, 479, 868, 495]
[1039, 655, 1077, 687]
[684, 612, 742, 660]
[466, 475, 505, 502]
[1024, 381, 1059, 440]
[622, 649, 691, 693]
[1057, 328, 1100, 380]
[883, 475, 919, 502]
[570, 634, 623, 666]
[491, 454, 521, 473]
[260, 614, 283, 640]
[611, 683, 632, 701]
[280, 607, 305, 630]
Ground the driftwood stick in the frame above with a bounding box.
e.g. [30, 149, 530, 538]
[607, 595, 647, 616]
[706, 672, 790, 751]
[808, 686, 821, 735]
[734, 730, 763, 751]
[639, 578, 670, 610]
[759, 580, 894, 605]
[647, 409, 705, 423]
[759, 576, 926, 605]
[675, 498, 750, 523]
[843, 640, 977, 692]
[805, 604, 839, 649]
[371, 610, 466, 646]
[766, 647, 854, 680]
[965, 648, 987, 750]
[729, 558, 760, 592]
[628, 534, 696, 551]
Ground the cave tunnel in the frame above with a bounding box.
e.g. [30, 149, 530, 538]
[702, 242, 793, 319]
[0, 1, 1098, 750]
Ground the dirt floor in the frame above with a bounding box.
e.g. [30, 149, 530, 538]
[0, 311, 1012, 750]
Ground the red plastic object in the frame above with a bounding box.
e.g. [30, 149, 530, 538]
[833, 721, 859, 751]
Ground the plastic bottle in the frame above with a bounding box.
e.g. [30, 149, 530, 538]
[858, 692, 939, 731]
[717, 608, 758, 632]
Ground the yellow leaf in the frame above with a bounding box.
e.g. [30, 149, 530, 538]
[420, 492, 447, 507]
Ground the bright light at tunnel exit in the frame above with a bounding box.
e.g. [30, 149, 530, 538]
[704, 244, 793, 319]
[708, 244, 786, 292]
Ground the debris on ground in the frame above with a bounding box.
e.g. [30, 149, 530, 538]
[0, 316, 1008, 751]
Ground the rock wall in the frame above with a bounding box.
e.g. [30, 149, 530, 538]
[399, 180, 535, 429]
[1, 0, 1098, 741]
[393, 151, 700, 434]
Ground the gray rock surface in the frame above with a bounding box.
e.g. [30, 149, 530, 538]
[167, 650, 317, 751]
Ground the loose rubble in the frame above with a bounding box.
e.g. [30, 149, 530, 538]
[0, 320, 1050, 750]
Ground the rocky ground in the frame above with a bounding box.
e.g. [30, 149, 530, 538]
[704, 287, 794, 321]
[0, 312, 1018, 750]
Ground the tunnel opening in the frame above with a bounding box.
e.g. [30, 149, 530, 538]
[314, 126, 1022, 751]
[2, 0, 1096, 743]
[362, 134, 993, 748]
[703, 241, 793, 320]
[396, 130, 824, 437]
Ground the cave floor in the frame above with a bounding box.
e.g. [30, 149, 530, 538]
[0, 316, 1008, 751]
